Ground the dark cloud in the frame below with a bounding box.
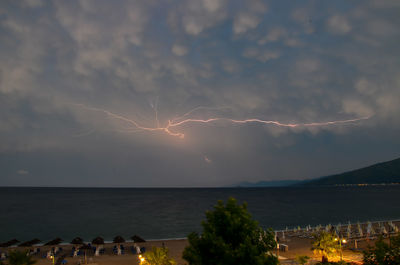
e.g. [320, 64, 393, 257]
[0, 0, 399, 186]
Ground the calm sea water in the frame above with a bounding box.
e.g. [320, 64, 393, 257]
[1, 186, 400, 242]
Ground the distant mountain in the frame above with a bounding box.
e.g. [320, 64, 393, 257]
[301, 157, 400, 186]
[236, 179, 303, 187]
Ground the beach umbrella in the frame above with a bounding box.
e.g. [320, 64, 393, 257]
[0, 239, 19, 248]
[367, 222, 372, 236]
[357, 222, 363, 237]
[92, 237, 104, 245]
[113, 236, 125, 244]
[19, 238, 41, 247]
[71, 237, 84, 245]
[92, 237, 104, 256]
[131, 235, 146, 243]
[44, 238, 63, 246]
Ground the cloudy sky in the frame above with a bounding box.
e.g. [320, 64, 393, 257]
[1, 0, 399, 187]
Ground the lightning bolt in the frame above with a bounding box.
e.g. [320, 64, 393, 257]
[71, 103, 371, 139]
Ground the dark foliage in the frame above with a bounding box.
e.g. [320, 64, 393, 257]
[363, 235, 400, 265]
[182, 197, 278, 265]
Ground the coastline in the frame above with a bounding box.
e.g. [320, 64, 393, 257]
[1, 220, 399, 265]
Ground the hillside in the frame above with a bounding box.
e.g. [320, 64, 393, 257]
[301, 157, 400, 186]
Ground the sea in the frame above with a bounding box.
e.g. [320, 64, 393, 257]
[1, 186, 400, 243]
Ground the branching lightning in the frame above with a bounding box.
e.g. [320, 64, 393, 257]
[72, 103, 371, 139]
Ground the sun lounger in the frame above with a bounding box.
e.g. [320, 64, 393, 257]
[279, 244, 288, 252]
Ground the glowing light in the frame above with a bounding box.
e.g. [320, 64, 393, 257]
[72, 103, 371, 139]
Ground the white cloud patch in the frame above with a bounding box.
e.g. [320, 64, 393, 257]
[342, 99, 374, 117]
[258, 27, 287, 45]
[243, 47, 280, 62]
[233, 13, 262, 34]
[327, 15, 351, 34]
[355, 78, 378, 95]
[178, 0, 228, 36]
[172, 44, 188, 56]
[233, 0, 267, 35]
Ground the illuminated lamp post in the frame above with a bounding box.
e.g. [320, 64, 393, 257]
[139, 254, 145, 264]
[335, 237, 347, 261]
[49, 254, 55, 265]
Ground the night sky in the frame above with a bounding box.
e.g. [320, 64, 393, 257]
[1, 0, 399, 187]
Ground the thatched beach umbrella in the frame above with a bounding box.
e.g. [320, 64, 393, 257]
[71, 237, 84, 245]
[92, 237, 104, 256]
[113, 236, 125, 244]
[71, 237, 84, 257]
[131, 235, 146, 243]
[113, 236, 125, 255]
[19, 238, 41, 247]
[44, 238, 63, 246]
[92, 236, 104, 245]
[0, 239, 19, 248]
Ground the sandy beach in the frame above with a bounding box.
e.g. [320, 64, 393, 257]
[2, 220, 399, 265]
[0, 237, 362, 265]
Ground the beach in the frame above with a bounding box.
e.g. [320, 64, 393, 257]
[0, 237, 367, 265]
[2, 220, 399, 265]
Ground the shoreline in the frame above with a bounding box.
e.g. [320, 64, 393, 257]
[1, 220, 398, 265]
[1, 218, 399, 244]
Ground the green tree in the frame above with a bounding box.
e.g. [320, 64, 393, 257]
[295, 255, 310, 265]
[311, 231, 339, 262]
[182, 197, 278, 265]
[143, 246, 176, 265]
[7, 250, 36, 265]
[363, 234, 400, 265]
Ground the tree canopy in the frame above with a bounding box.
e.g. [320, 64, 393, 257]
[363, 234, 400, 265]
[182, 197, 278, 265]
[7, 250, 36, 265]
[311, 231, 339, 262]
[143, 246, 176, 265]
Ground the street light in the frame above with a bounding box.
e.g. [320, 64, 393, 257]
[139, 254, 145, 264]
[49, 255, 55, 265]
[335, 237, 347, 261]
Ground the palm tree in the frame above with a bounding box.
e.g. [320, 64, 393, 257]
[311, 231, 339, 262]
[295, 255, 310, 265]
[143, 246, 176, 265]
[7, 250, 36, 265]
